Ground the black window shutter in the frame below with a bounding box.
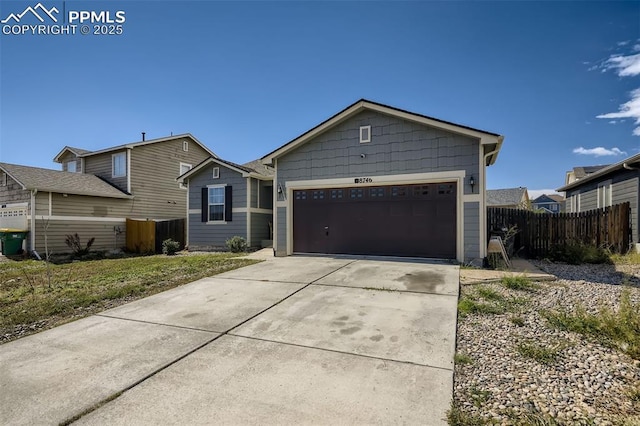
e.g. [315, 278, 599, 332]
[225, 186, 232, 222]
[201, 188, 208, 222]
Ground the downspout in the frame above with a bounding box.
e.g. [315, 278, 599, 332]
[185, 178, 189, 249]
[30, 189, 37, 252]
[481, 145, 501, 259]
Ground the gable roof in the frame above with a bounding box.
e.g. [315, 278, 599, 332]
[559, 153, 640, 192]
[178, 157, 274, 182]
[261, 99, 504, 166]
[487, 187, 529, 207]
[533, 194, 564, 204]
[0, 163, 132, 199]
[53, 133, 216, 163]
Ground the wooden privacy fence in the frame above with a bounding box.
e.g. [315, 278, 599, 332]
[487, 202, 631, 258]
[126, 218, 186, 254]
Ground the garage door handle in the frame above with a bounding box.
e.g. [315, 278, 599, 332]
[324, 226, 329, 236]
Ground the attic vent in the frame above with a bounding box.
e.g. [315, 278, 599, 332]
[183, 141, 189, 152]
[359, 125, 371, 143]
[212, 167, 220, 179]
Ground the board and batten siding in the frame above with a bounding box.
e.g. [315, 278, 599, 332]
[187, 164, 248, 250]
[464, 202, 480, 261]
[274, 109, 481, 261]
[129, 138, 211, 219]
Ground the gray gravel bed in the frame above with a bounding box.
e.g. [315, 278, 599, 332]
[454, 261, 640, 425]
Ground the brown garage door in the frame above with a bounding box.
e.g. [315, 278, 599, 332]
[293, 182, 456, 259]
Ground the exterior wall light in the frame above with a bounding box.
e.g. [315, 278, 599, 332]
[469, 175, 475, 192]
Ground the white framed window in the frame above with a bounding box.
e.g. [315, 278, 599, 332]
[65, 160, 77, 173]
[597, 181, 612, 208]
[179, 162, 192, 189]
[208, 185, 226, 222]
[0, 172, 6, 186]
[183, 140, 189, 152]
[359, 125, 371, 143]
[112, 152, 127, 178]
[212, 167, 220, 179]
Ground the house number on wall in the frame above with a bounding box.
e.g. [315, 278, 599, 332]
[354, 177, 373, 184]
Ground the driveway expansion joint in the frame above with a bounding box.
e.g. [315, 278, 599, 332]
[311, 281, 460, 297]
[227, 334, 454, 372]
[95, 314, 222, 334]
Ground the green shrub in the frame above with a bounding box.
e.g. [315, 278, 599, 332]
[516, 341, 560, 365]
[226, 236, 248, 253]
[454, 352, 473, 365]
[547, 242, 611, 265]
[162, 238, 180, 256]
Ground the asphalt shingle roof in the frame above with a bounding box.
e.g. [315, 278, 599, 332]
[487, 187, 528, 207]
[0, 163, 131, 199]
[573, 165, 609, 179]
[242, 159, 275, 177]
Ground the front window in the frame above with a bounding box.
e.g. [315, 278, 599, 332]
[112, 152, 126, 178]
[66, 161, 77, 173]
[179, 163, 192, 188]
[597, 181, 612, 208]
[208, 186, 225, 221]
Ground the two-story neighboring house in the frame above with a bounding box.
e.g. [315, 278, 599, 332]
[0, 134, 214, 254]
[532, 194, 565, 213]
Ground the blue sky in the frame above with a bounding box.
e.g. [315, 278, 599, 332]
[1, 1, 639, 197]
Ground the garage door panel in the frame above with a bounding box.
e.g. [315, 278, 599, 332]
[293, 183, 457, 259]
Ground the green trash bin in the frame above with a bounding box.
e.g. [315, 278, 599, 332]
[0, 229, 28, 255]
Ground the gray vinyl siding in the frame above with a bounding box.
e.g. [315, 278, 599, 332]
[612, 177, 639, 242]
[50, 193, 133, 217]
[0, 174, 30, 203]
[58, 152, 82, 173]
[129, 139, 210, 218]
[84, 151, 128, 193]
[274, 110, 481, 260]
[566, 169, 640, 243]
[33, 219, 125, 254]
[276, 110, 480, 194]
[187, 164, 249, 250]
[464, 202, 480, 263]
[250, 212, 272, 247]
[259, 181, 273, 209]
[250, 179, 258, 208]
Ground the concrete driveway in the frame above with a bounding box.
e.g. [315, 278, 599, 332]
[0, 255, 459, 425]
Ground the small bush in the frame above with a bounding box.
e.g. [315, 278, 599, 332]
[162, 239, 180, 256]
[64, 233, 95, 257]
[547, 242, 611, 265]
[226, 236, 248, 253]
[510, 315, 525, 326]
[458, 297, 505, 317]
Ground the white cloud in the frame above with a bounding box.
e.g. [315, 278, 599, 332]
[634, 44, 640, 52]
[618, 40, 630, 47]
[573, 147, 627, 157]
[609, 120, 618, 124]
[597, 88, 640, 134]
[603, 53, 640, 76]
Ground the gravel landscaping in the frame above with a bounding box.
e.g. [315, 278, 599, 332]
[452, 261, 640, 425]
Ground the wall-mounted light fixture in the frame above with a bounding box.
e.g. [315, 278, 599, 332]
[469, 175, 475, 192]
[277, 184, 283, 194]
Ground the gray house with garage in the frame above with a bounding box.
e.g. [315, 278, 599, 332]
[178, 157, 274, 250]
[260, 99, 504, 264]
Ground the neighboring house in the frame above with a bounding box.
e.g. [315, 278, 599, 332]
[565, 165, 609, 186]
[0, 134, 214, 254]
[177, 157, 274, 250]
[486, 187, 530, 210]
[558, 153, 640, 247]
[259, 99, 504, 264]
[532, 194, 565, 213]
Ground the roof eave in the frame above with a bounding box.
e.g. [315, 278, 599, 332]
[558, 153, 640, 192]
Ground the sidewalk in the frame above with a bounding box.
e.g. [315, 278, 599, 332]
[460, 258, 556, 285]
